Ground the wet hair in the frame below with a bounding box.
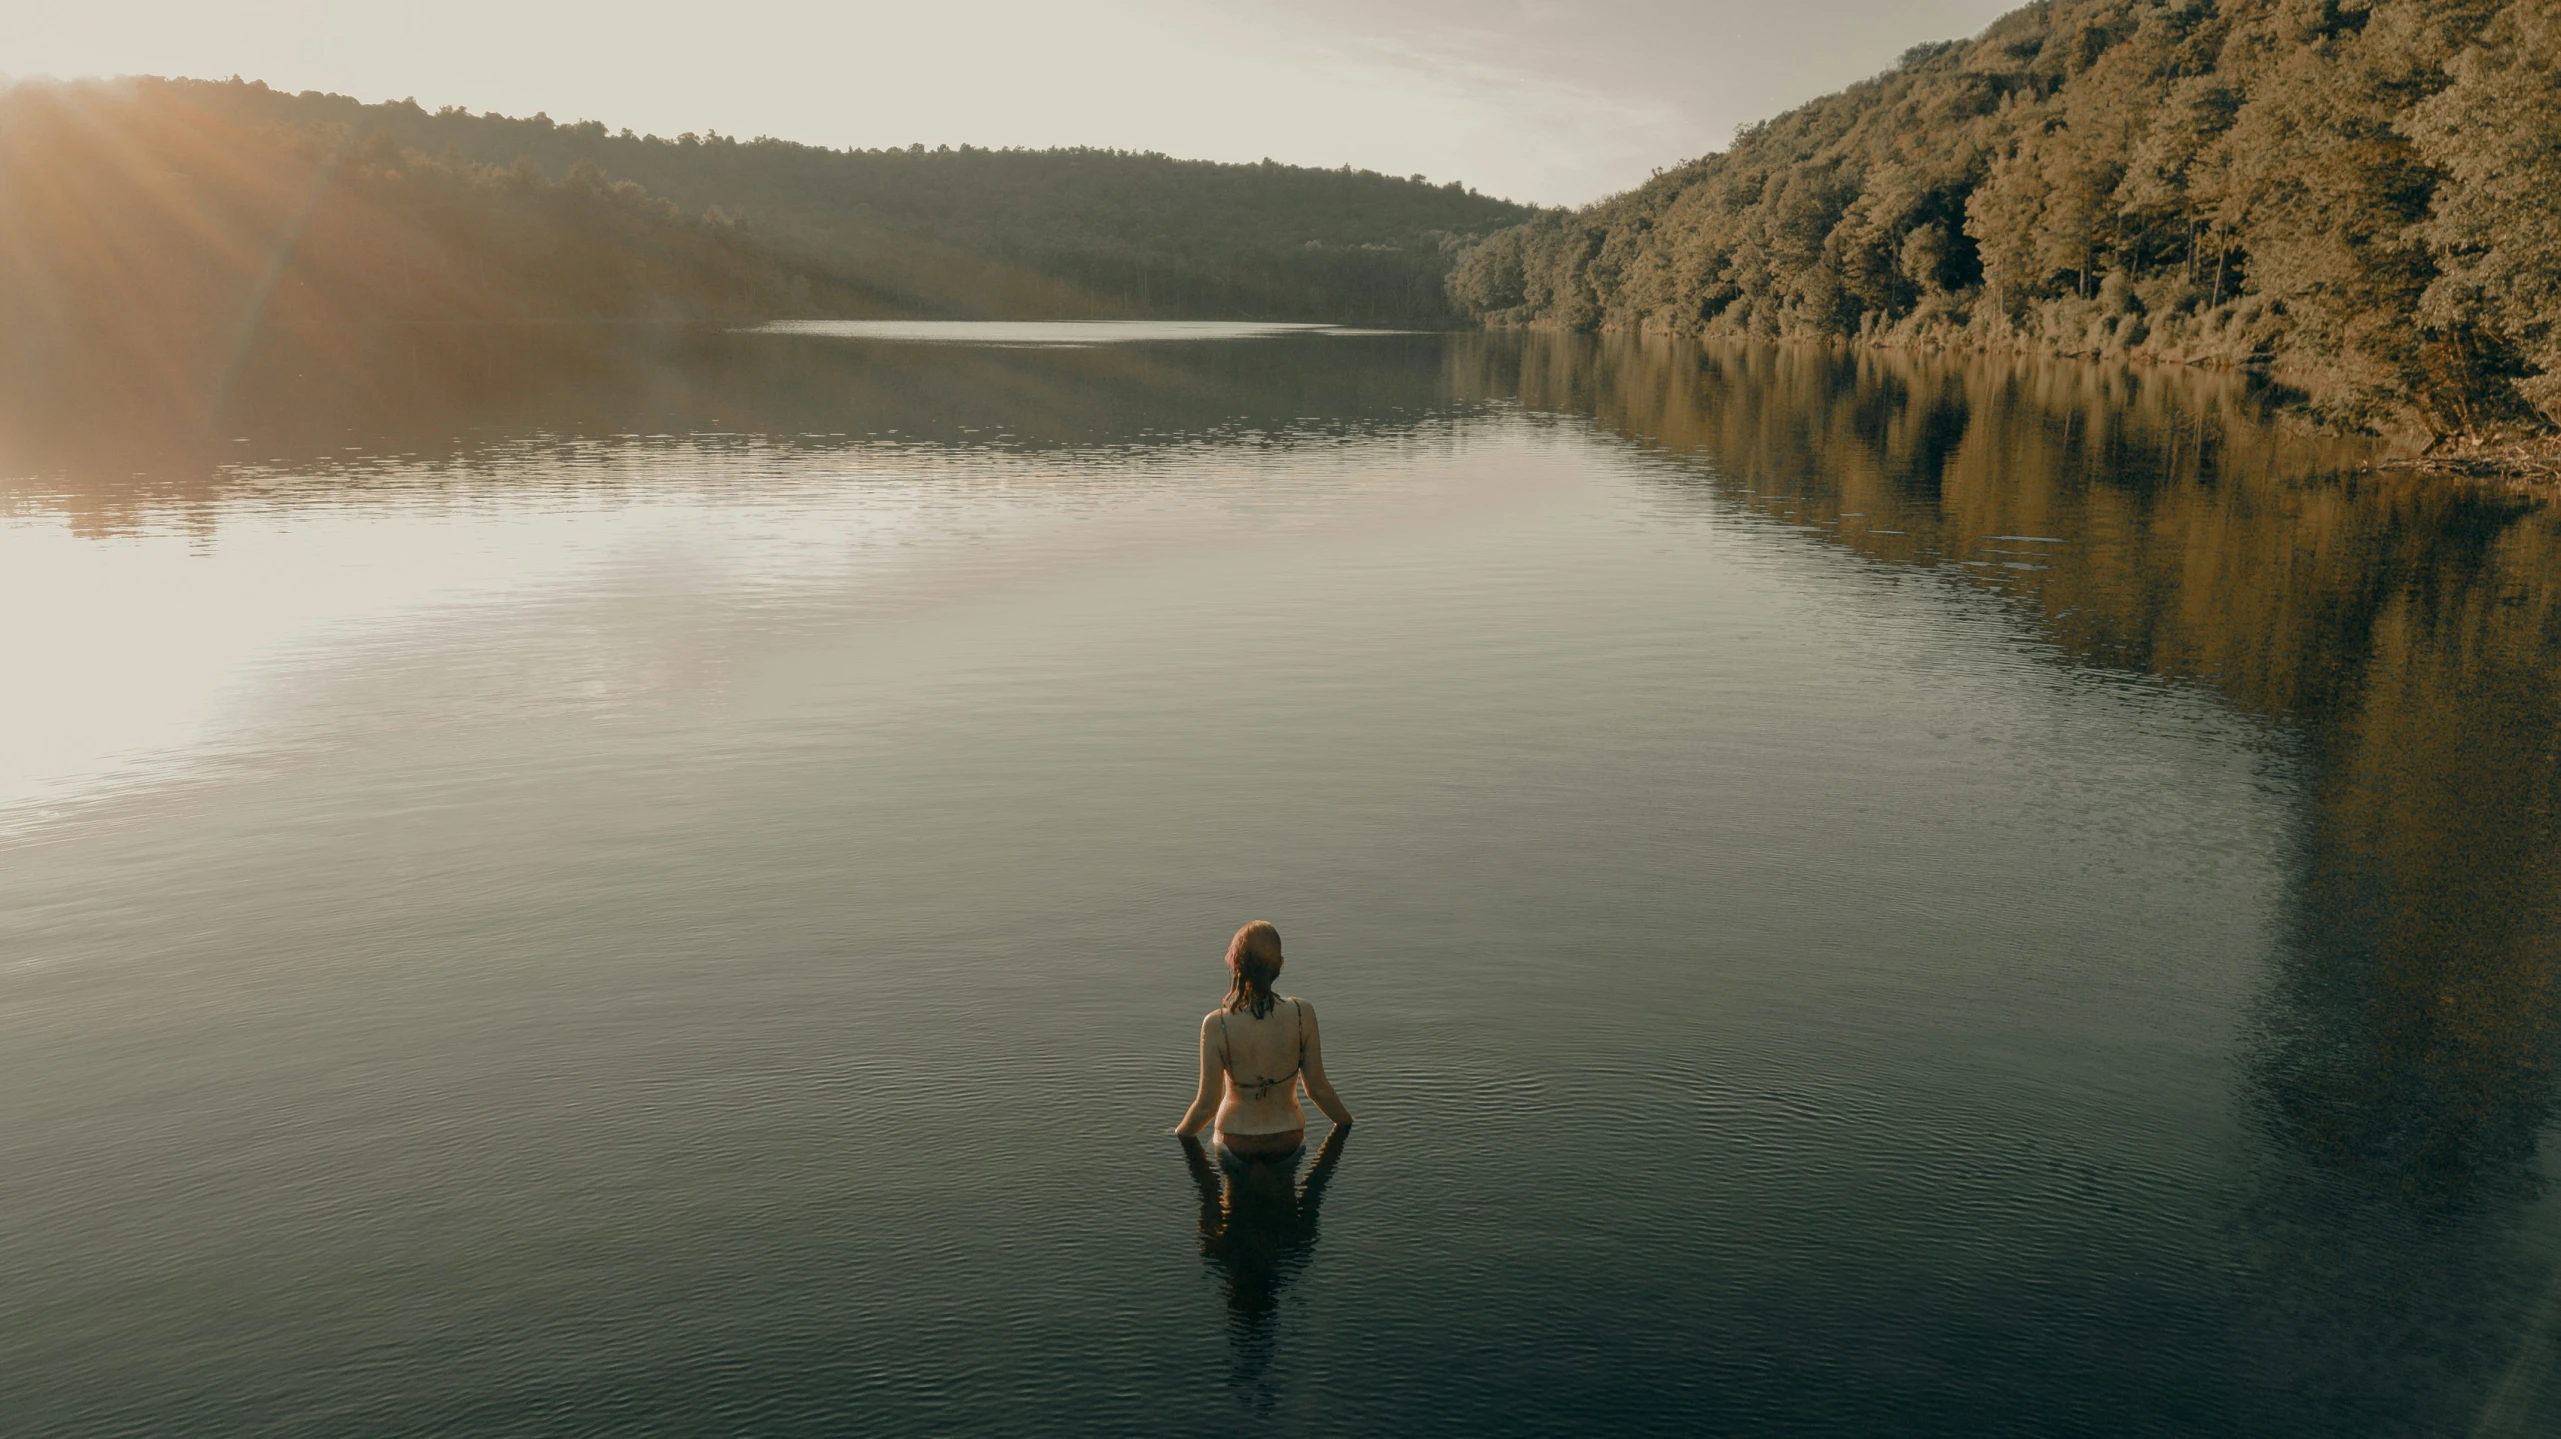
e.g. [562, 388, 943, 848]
[1223, 921, 1284, 1018]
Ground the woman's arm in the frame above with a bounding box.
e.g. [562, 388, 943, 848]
[1296, 1001, 1354, 1127]
[1171, 1013, 1224, 1136]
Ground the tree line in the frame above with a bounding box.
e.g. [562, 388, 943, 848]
[0, 78, 823, 417]
[0, 75, 1535, 422]
[136, 76, 1535, 326]
[1446, 0, 2561, 442]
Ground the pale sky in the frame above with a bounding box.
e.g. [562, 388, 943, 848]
[8, 0, 2019, 205]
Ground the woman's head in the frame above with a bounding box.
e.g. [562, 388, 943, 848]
[1223, 921, 1285, 1017]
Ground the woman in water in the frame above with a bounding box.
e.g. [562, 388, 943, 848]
[1172, 921, 1354, 1154]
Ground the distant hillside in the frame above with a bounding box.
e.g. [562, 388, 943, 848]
[0, 78, 816, 419]
[1447, 0, 2561, 443]
[147, 76, 1536, 325]
[0, 75, 1535, 424]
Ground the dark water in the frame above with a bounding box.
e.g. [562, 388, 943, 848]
[4, 327, 2560, 1436]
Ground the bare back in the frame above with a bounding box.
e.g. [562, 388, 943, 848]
[1174, 993, 1353, 1141]
[1215, 998, 1307, 1135]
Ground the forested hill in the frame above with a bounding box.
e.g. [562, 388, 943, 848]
[2, 78, 819, 419]
[1447, 0, 2561, 442]
[140, 76, 1536, 324]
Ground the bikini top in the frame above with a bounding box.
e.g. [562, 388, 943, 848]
[1220, 998, 1303, 1097]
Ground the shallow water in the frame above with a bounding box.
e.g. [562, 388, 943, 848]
[4, 329, 2559, 1436]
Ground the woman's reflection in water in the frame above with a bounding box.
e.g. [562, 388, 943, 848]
[1179, 1124, 1351, 1404]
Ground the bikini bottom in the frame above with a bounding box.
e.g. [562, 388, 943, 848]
[1217, 1127, 1305, 1158]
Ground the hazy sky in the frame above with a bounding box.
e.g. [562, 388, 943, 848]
[12, 0, 2018, 205]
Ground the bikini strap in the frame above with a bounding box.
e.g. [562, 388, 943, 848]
[1222, 999, 1304, 1094]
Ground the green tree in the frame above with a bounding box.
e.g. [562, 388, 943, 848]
[1446, 0, 2561, 440]
[2404, 0, 2561, 429]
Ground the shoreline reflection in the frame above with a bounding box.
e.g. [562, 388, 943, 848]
[14, 326, 2561, 1432]
[0, 324, 1466, 531]
[1457, 333, 2561, 1434]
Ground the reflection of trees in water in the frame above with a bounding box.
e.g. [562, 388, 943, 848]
[1179, 1126, 1349, 1409]
[2235, 522, 2561, 1429]
[1, 328, 1463, 535]
[25, 325, 2560, 1420]
[1455, 333, 2561, 1429]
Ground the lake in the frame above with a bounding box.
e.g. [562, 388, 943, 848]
[4, 326, 2559, 1436]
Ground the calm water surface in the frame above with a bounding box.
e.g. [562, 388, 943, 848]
[4, 329, 2560, 1436]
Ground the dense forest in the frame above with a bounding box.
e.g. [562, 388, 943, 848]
[0, 78, 826, 420]
[1446, 0, 2561, 443]
[0, 75, 1531, 422]
[123, 76, 1534, 324]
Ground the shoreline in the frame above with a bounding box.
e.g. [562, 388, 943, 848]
[1481, 319, 2561, 497]
[2371, 437, 2561, 495]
